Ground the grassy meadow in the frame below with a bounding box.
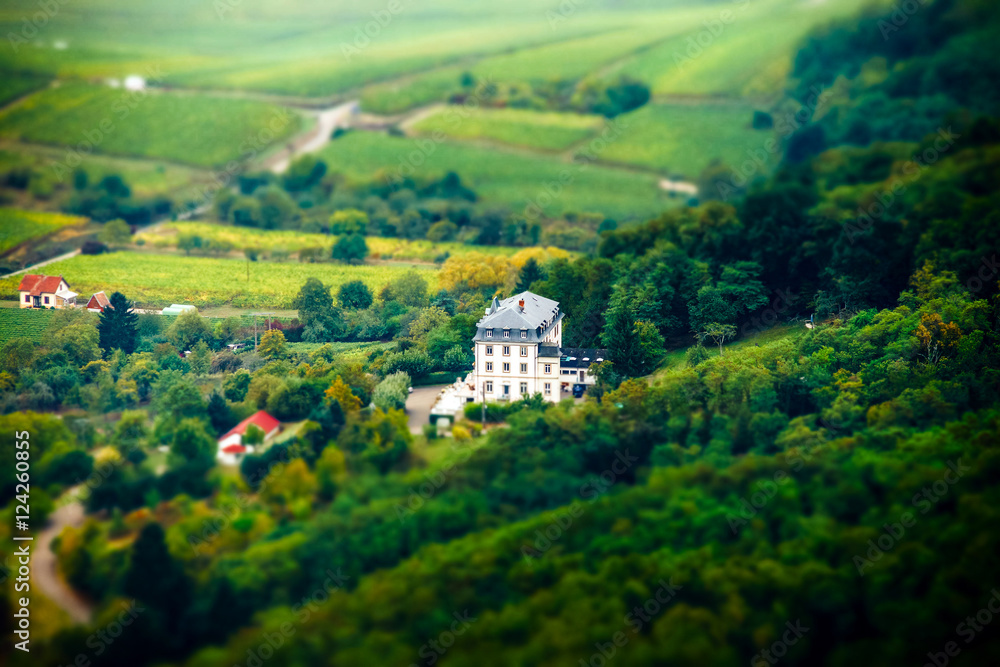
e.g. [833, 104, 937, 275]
[0, 251, 438, 309]
[0, 83, 301, 167]
[0, 208, 88, 254]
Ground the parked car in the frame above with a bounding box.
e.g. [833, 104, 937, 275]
[572, 384, 586, 398]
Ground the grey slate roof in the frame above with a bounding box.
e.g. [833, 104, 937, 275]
[474, 291, 562, 343]
[558, 348, 608, 368]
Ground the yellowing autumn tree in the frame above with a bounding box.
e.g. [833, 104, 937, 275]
[325, 376, 361, 414]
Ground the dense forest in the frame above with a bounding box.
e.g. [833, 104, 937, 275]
[2, 0, 999, 665]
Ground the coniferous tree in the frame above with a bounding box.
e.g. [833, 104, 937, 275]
[97, 291, 139, 355]
[516, 257, 545, 293]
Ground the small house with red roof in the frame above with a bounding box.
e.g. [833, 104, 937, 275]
[86, 291, 112, 312]
[17, 274, 77, 309]
[216, 410, 282, 465]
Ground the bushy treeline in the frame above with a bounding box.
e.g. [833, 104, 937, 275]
[12, 260, 996, 667]
[788, 0, 1000, 153]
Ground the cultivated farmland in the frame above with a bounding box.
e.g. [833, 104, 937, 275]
[0, 83, 301, 168]
[0, 251, 439, 309]
[0, 208, 88, 254]
[318, 132, 671, 220]
[137, 222, 525, 261]
[0, 74, 49, 106]
[410, 107, 604, 152]
[0, 306, 59, 343]
[598, 103, 777, 178]
[0, 143, 211, 200]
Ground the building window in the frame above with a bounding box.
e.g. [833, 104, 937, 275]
[24, 295, 29, 303]
[520, 346, 527, 357]
[520, 330, 527, 339]
[486, 345, 493, 355]
[544, 382, 551, 395]
[520, 363, 527, 373]
[502, 346, 510, 356]
[503, 329, 510, 338]
[44, 296, 50, 304]
[520, 382, 528, 394]
[544, 364, 551, 374]
[486, 329, 493, 338]
[486, 362, 493, 372]
[485, 381, 493, 393]
[503, 363, 510, 372]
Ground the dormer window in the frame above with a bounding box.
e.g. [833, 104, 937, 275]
[503, 329, 510, 339]
[486, 328, 493, 338]
[520, 330, 527, 339]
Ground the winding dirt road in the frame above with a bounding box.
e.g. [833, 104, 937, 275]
[34, 501, 93, 624]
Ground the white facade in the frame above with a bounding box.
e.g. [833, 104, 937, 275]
[471, 292, 604, 403]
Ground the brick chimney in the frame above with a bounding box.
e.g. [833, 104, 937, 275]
[518, 298, 524, 311]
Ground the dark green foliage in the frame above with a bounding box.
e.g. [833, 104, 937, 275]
[331, 233, 368, 264]
[337, 280, 374, 309]
[97, 291, 139, 355]
[283, 155, 327, 192]
[124, 523, 191, 621]
[207, 391, 235, 434]
[516, 257, 545, 292]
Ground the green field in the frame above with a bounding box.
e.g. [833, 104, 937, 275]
[0, 251, 439, 309]
[0, 208, 88, 254]
[0, 83, 301, 168]
[0, 143, 211, 199]
[319, 132, 671, 220]
[411, 106, 604, 151]
[361, 67, 467, 115]
[0, 306, 57, 343]
[605, 0, 878, 96]
[138, 222, 524, 261]
[598, 102, 777, 178]
[0, 74, 49, 106]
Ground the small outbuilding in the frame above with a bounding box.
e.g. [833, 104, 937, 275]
[86, 291, 112, 312]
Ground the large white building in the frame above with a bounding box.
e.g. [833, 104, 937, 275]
[471, 291, 606, 402]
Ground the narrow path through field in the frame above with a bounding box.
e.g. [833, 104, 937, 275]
[0, 249, 80, 278]
[266, 99, 360, 173]
[34, 500, 94, 624]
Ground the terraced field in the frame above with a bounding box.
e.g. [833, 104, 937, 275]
[0, 144, 210, 200]
[319, 132, 671, 220]
[410, 107, 604, 151]
[137, 222, 524, 261]
[0, 251, 439, 309]
[0, 306, 58, 343]
[0, 208, 88, 254]
[0, 83, 301, 168]
[0, 74, 49, 106]
[598, 102, 777, 178]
